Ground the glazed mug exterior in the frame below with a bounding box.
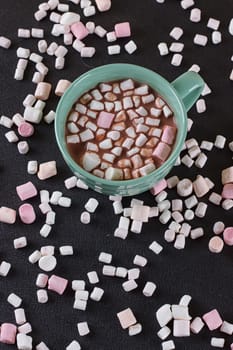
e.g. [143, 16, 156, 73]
[55, 63, 204, 196]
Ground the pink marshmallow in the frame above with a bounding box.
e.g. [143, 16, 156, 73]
[222, 183, 233, 199]
[48, 275, 68, 295]
[37, 161, 57, 180]
[95, 0, 111, 12]
[223, 227, 233, 246]
[18, 203, 36, 224]
[18, 122, 34, 137]
[231, 343, 233, 350]
[153, 142, 171, 161]
[202, 309, 223, 330]
[150, 179, 167, 195]
[16, 181, 37, 201]
[71, 22, 89, 40]
[97, 111, 115, 129]
[161, 125, 177, 145]
[0, 206, 16, 224]
[115, 22, 131, 38]
[0, 323, 17, 344]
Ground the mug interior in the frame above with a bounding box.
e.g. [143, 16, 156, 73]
[55, 64, 187, 194]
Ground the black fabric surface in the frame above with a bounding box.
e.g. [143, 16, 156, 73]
[0, 0, 233, 349]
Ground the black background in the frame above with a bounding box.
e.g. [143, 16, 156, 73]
[1, 0, 233, 349]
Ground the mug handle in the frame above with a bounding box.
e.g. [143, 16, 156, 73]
[171, 71, 205, 112]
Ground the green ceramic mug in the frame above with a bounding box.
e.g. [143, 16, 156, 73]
[55, 63, 204, 196]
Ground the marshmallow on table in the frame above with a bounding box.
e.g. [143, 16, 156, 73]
[190, 317, 205, 334]
[95, 0, 111, 11]
[173, 320, 190, 337]
[17, 334, 32, 350]
[117, 308, 137, 329]
[0, 323, 17, 344]
[203, 309, 223, 330]
[16, 182, 37, 201]
[8, 293, 22, 307]
[169, 27, 183, 40]
[153, 142, 171, 161]
[97, 111, 114, 128]
[77, 322, 90, 336]
[90, 287, 104, 301]
[35, 82, 52, 101]
[19, 204, 36, 224]
[0, 36, 11, 49]
[48, 275, 68, 295]
[223, 227, 233, 246]
[115, 22, 131, 38]
[194, 34, 208, 46]
[156, 304, 173, 327]
[71, 22, 89, 40]
[0, 206, 16, 224]
[66, 340, 81, 350]
[37, 161, 57, 180]
[190, 8, 201, 22]
[18, 122, 34, 137]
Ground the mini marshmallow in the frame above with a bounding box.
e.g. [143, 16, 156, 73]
[17, 334, 32, 350]
[149, 241, 163, 254]
[60, 246, 73, 255]
[143, 282, 156, 297]
[77, 322, 90, 336]
[99, 252, 112, 264]
[15, 308, 26, 325]
[38, 161, 57, 180]
[220, 321, 233, 335]
[181, 0, 194, 9]
[36, 342, 50, 350]
[48, 275, 68, 295]
[39, 255, 57, 272]
[108, 45, 121, 55]
[170, 27, 183, 40]
[215, 135, 226, 149]
[203, 309, 223, 330]
[95, 25, 107, 37]
[162, 340, 175, 350]
[19, 203, 36, 224]
[95, 0, 111, 11]
[177, 179, 193, 197]
[87, 271, 99, 284]
[36, 273, 49, 288]
[0, 323, 17, 344]
[190, 8, 201, 22]
[90, 287, 104, 301]
[190, 227, 204, 239]
[156, 304, 172, 327]
[7, 293, 22, 308]
[210, 338, 225, 348]
[196, 99, 206, 113]
[158, 42, 169, 56]
[194, 34, 208, 46]
[190, 317, 205, 334]
[117, 308, 137, 329]
[0, 36, 11, 49]
[195, 202, 207, 218]
[37, 289, 48, 303]
[173, 320, 190, 337]
[212, 31, 222, 44]
[5, 130, 19, 143]
[66, 341, 81, 350]
[207, 18, 220, 30]
[0, 206, 16, 224]
[102, 265, 116, 276]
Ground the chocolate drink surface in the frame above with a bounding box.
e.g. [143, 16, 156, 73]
[65, 79, 177, 181]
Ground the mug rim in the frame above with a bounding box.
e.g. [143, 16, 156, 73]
[55, 63, 187, 186]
